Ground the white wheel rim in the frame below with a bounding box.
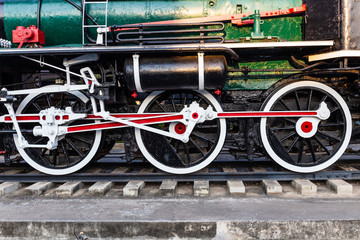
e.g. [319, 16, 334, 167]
[14, 86, 102, 175]
[135, 90, 226, 174]
[260, 81, 352, 173]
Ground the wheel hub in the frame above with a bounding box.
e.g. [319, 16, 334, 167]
[169, 122, 187, 135]
[296, 117, 320, 138]
[174, 123, 186, 134]
[301, 121, 313, 133]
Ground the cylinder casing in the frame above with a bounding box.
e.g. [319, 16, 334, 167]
[124, 55, 227, 92]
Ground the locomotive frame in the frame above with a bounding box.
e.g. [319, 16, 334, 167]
[0, 0, 359, 176]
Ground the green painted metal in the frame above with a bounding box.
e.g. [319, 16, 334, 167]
[225, 60, 296, 90]
[241, 10, 264, 39]
[3, 0, 303, 91]
[4, 0, 302, 46]
[223, 15, 303, 90]
[224, 16, 303, 41]
[4, 0, 83, 46]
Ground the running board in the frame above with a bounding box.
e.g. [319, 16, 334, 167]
[0, 41, 334, 56]
[308, 50, 360, 62]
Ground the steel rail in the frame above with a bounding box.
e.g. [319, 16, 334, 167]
[0, 165, 359, 183]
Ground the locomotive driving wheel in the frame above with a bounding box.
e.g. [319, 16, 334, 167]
[14, 86, 102, 175]
[260, 81, 352, 173]
[135, 90, 226, 174]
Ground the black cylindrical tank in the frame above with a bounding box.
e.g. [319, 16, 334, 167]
[124, 55, 227, 92]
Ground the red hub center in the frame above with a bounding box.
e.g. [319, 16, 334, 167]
[301, 121, 313, 133]
[174, 123, 186, 135]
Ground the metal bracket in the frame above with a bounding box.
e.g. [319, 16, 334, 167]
[63, 54, 99, 67]
[63, 54, 99, 87]
[198, 52, 205, 90]
[0, 89, 16, 103]
[96, 27, 109, 45]
[32, 107, 86, 150]
[241, 9, 265, 39]
[133, 54, 143, 92]
[80, 67, 101, 94]
[4, 103, 29, 148]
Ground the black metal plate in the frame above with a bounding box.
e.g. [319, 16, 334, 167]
[305, 0, 340, 49]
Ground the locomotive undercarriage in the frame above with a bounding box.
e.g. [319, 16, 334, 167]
[0, 52, 357, 176]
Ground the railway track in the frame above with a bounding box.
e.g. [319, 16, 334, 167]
[0, 148, 359, 198]
[1, 152, 360, 183]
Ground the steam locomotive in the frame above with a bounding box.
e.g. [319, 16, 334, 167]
[0, 0, 358, 175]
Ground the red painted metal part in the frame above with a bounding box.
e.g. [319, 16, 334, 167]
[217, 111, 317, 118]
[67, 122, 125, 133]
[3, 113, 171, 122]
[12, 25, 45, 48]
[4, 116, 40, 121]
[85, 113, 170, 119]
[192, 113, 199, 119]
[112, 4, 306, 31]
[67, 111, 317, 133]
[231, 4, 306, 26]
[174, 123, 186, 135]
[214, 89, 222, 96]
[131, 92, 138, 98]
[301, 121, 313, 133]
[2, 110, 319, 134]
[3, 110, 317, 123]
[67, 114, 184, 133]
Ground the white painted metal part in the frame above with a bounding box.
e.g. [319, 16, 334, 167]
[0, 41, 334, 56]
[260, 81, 352, 173]
[308, 50, 360, 62]
[13, 87, 103, 176]
[132, 54, 143, 92]
[198, 52, 205, 90]
[135, 90, 227, 175]
[295, 117, 320, 139]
